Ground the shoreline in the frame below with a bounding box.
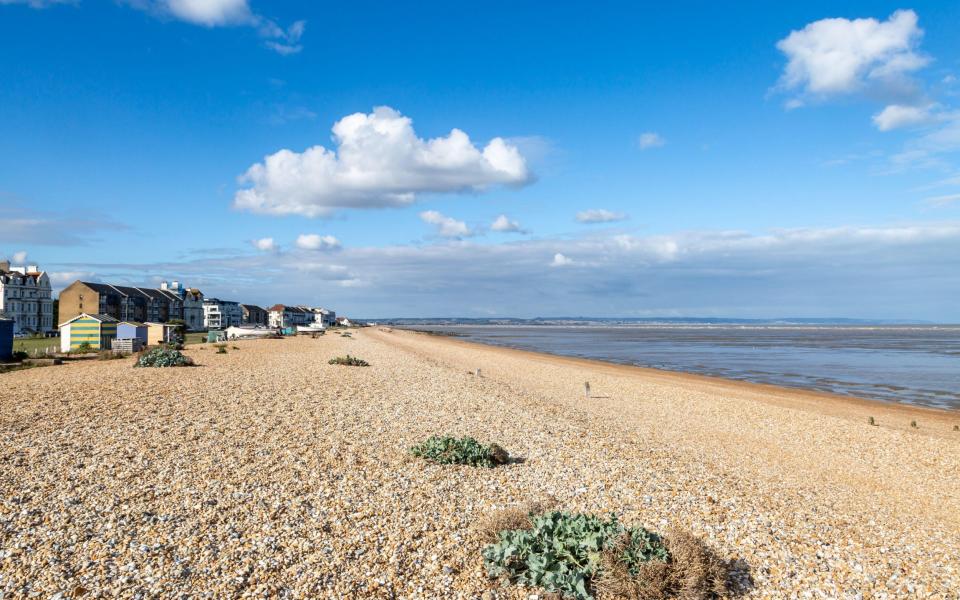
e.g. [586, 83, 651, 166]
[392, 327, 960, 425]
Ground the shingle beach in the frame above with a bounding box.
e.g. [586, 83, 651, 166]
[1, 328, 958, 598]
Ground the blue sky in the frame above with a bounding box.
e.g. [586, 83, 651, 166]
[2, 1, 960, 320]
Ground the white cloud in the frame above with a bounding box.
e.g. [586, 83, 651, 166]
[872, 103, 938, 131]
[925, 193, 960, 207]
[637, 132, 665, 149]
[252, 237, 277, 252]
[891, 114, 960, 166]
[10, 251, 28, 264]
[491, 214, 523, 233]
[776, 10, 927, 102]
[576, 209, 628, 224]
[420, 210, 472, 238]
[163, 0, 253, 26]
[55, 222, 960, 320]
[233, 106, 532, 217]
[296, 233, 341, 251]
[122, 0, 303, 54]
[550, 253, 573, 267]
[48, 271, 97, 288]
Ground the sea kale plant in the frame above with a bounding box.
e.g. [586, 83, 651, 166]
[135, 348, 194, 368]
[482, 511, 669, 599]
[328, 355, 369, 367]
[410, 435, 508, 467]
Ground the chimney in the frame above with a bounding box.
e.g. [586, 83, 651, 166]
[27, 265, 38, 273]
[160, 281, 168, 290]
[0, 261, 8, 272]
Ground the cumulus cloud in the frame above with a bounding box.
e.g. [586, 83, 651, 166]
[491, 214, 524, 233]
[776, 10, 927, 104]
[252, 237, 277, 252]
[9, 251, 28, 264]
[576, 209, 628, 224]
[420, 210, 472, 238]
[872, 103, 940, 130]
[296, 233, 341, 251]
[122, 0, 304, 54]
[233, 106, 532, 217]
[637, 132, 665, 149]
[550, 253, 573, 267]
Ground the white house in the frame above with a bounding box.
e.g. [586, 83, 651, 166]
[268, 304, 313, 329]
[0, 261, 54, 335]
[203, 298, 243, 329]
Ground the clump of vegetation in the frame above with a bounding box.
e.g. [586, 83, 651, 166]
[483, 512, 669, 599]
[97, 351, 129, 361]
[340, 332, 353, 338]
[953, 425, 959, 432]
[483, 511, 728, 599]
[409, 435, 508, 467]
[867, 416, 877, 426]
[73, 342, 93, 354]
[232, 345, 240, 350]
[328, 355, 369, 367]
[215, 343, 228, 354]
[910, 420, 918, 429]
[135, 347, 194, 368]
[12, 350, 29, 361]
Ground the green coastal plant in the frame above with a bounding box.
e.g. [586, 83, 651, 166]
[328, 355, 369, 367]
[215, 343, 228, 354]
[410, 435, 508, 467]
[482, 511, 669, 599]
[910, 420, 918, 429]
[135, 348, 194, 368]
[867, 416, 877, 426]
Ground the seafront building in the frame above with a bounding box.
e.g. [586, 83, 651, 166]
[0, 261, 55, 335]
[241, 304, 268, 326]
[59, 281, 184, 326]
[268, 304, 314, 329]
[161, 281, 205, 331]
[202, 298, 243, 329]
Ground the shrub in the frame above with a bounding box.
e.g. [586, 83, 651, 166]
[12, 350, 29, 361]
[954, 425, 959, 432]
[328, 355, 369, 367]
[482, 511, 669, 599]
[867, 416, 877, 426]
[410, 435, 508, 467]
[135, 348, 194, 368]
[910, 420, 918, 429]
[215, 343, 228, 354]
[75, 342, 92, 353]
[97, 351, 128, 361]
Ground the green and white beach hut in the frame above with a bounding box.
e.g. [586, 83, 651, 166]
[59, 313, 119, 352]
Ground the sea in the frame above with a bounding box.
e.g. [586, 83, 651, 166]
[405, 324, 960, 410]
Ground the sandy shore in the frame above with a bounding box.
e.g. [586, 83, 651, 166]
[1, 328, 957, 598]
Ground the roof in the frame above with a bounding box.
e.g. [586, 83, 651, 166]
[74, 281, 184, 303]
[240, 304, 265, 311]
[144, 321, 178, 328]
[60, 313, 120, 327]
[117, 321, 146, 327]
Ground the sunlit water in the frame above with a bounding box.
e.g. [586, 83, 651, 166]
[410, 325, 960, 410]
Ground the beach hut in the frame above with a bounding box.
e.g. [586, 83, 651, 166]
[59, 313, 118, 352]
[146, 322, 179, 346]
[115, 321, 147, 352]
[0, 318, 12, 361]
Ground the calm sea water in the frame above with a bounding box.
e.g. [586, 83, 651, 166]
[412, 325, 960, 410]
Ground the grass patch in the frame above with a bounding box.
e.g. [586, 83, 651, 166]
[12, 336, 59, 356]
[483, 511, 727, 599]
[215, 343, 228, 354]
[409, 435, 508, 467]
[135, 348, 194, 368]
[328, 355, 369, 367]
